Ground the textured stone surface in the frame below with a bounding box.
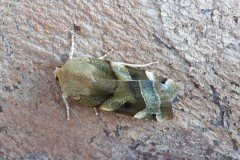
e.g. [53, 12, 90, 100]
[0, 0, 239, 159]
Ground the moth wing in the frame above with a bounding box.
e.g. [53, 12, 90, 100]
[97, 79, 174, 121]
[96, 59, 167, 82]
[156, 92, 173, 120]
[134, 80, 174, 121]
[98, 80, 140, 115]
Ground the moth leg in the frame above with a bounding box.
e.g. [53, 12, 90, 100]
[94, 107, 99, 116]
[98, 49, 114, 59]
[62, 93, 70, 120]
[134, 81, 173, 121]
[69, 31, 75, 59]
[99, 99, 123, 111]
[111, 61, 159, 68]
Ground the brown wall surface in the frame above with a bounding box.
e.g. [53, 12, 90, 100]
[0, 0, 239, 159]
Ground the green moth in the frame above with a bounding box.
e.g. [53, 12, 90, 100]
[54, 31, 179, 121]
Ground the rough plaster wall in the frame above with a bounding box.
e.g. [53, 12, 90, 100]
[0, 0, 239, 159]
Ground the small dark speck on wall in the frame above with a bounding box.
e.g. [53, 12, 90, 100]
[0, 127, 6, 132]
[201, 9, 213, 15]
[3, 85, 12, 92]
[213, 140, 220, 146]
[233, 16, 238, 23]
[103, 129, 111, 137]
[231, 139, 239, 151]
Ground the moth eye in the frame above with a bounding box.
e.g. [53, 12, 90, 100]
[55, 76, 59, 81]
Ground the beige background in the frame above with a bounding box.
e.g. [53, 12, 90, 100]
[0, 0, 239, 159]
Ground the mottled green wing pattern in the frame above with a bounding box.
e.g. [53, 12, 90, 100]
[55, 58, 179, 121]
[98, 79, 176, 121]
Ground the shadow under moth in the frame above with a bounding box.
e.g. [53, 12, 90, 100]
[54, 31, 179, 122]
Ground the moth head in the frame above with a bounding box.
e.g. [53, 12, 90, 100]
[164, 79, 180, 102]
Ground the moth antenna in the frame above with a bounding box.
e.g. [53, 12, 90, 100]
[111, 61, 159, 68]
[98, 48, 114, 59]
[93, 107, 99, 116]
[69, 30, 75, 59]
[62, 93, 83, 122]
[62, 94, 70, 120]
[68, 105, 83, 124]
[99, 49, 159, 68]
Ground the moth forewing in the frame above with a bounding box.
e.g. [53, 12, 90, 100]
[54, 30, 180, 121]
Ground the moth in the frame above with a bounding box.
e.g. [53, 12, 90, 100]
[54, 31, 179, 121]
